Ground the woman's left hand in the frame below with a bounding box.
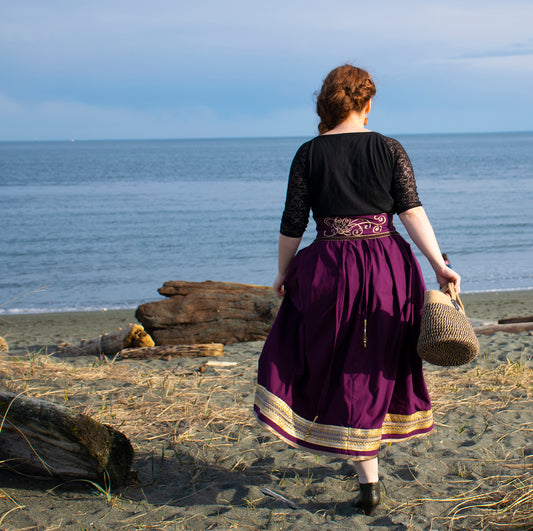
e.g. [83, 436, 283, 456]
[435, 266, 461, 294]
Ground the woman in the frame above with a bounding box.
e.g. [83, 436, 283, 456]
[253, 64, 460, 515]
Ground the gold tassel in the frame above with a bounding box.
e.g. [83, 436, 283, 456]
[304, 415, 319, 441]
[363, 319, 367, 348]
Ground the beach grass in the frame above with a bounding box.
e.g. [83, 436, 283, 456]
[0, 341, 531, 530]
[400, 360, 532, 530]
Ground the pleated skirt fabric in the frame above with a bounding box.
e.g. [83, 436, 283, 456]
[254, 215, 433, 459]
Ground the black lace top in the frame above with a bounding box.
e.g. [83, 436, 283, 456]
[280, 132, 422, 238]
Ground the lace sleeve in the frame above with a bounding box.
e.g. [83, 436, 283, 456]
[383, 136, 422, 213]
[280, 141, 311, 238]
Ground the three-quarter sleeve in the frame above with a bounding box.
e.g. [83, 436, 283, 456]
[280, 141, 311, 237]
[384, 137, 422, 213]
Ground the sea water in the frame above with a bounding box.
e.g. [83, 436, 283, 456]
[0, 132, 532, 313]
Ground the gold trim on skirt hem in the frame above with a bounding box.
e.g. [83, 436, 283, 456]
[254, 384, 433, 455]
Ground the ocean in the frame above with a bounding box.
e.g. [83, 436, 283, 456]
[1, 132, 532, 314]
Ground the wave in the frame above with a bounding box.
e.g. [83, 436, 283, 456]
[462, 286, 533, 294]
[2, 287, 533, 315]
[0, 304, 138, 315]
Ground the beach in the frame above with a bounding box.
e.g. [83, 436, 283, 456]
[0, 290, 532, 530]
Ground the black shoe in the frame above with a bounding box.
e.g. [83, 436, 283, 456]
[353, 481, 380, 516]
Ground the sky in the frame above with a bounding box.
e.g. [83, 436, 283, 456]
[1, 0, 532, 140]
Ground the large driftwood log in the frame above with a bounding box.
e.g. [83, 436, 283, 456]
[157, 280, 272, 298]
[55, 324, 154, 357]
[473, 322, 533, 335]
[0, 392, 133, 487]
[119, 343, 224, 359]
[136, 280, 281, 345]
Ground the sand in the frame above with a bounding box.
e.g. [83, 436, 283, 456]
[0, 291, 531, 530]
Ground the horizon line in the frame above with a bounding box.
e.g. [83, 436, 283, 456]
[0, 129, 532, 143]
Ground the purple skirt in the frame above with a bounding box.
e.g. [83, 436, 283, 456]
[254, 214, 433, 460]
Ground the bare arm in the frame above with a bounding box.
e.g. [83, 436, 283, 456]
[399, 206, 461, 292]
[273, 234, 302, 296]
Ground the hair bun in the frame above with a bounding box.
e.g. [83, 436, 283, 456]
[316, 65, 376, 134]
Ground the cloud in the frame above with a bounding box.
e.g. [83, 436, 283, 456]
[0, 92, 315, 140]
[1, 1, 533, 139]
[3, 2, 532, 68]
[454, 38, 533, 60]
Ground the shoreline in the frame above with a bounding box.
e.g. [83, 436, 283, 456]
[1, 287, 531, 316]
[1, 290, 532, 354]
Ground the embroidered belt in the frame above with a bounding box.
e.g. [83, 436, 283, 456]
[316, 214, 396, 240]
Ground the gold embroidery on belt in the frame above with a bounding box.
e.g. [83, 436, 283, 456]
[321, 215, 389, 238]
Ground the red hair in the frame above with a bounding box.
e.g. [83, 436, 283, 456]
[316, 65, 376, 134]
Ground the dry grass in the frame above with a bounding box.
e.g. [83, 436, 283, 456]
[427, 359, 533, 411]
[0, 352, 260, 529]
[403, 360, 533, 530]
[0, 352, 256, 451]
[391, 468, 533, 530]
[0, 350, 531, 530]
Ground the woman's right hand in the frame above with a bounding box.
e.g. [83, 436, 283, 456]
[273, 272, 287, 297]
[275, 235, 302, 298]
[435, 265, 461, 294]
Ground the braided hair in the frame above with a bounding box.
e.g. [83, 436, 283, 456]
[316, 65, 376, 134]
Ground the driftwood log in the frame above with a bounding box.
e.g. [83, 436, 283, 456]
[136, 281, 281, 345]
[119, 343, 224, 359]
[55, 324, 154, 357]
[473, 322, 533, 335]
[498, 315, 533, 324]
[0, 392, 133, 487]
[0, 336, 7, 352]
